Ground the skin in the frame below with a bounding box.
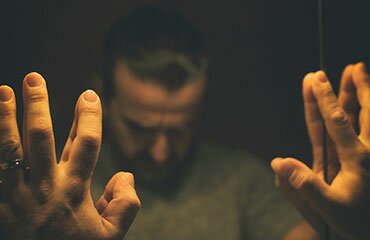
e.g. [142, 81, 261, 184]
[105, 61, 207, 186]
[0, 73, 140, 240]
[0, 62, 368, 239]
[273, 62, 370, 240]
[106, 62, 318, 239]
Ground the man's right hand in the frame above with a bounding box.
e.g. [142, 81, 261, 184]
[0, 72, 140, 240]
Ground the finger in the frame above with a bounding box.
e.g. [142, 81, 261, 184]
[271, 157, 332, 218]
[64, 90, 102, 182]
[96, 172, 135, 214]
[96, 173, 124, 214]
[352, 62, 370, 144]
[338, 64, 358, 127]
[303, 74, 340, 179]
[303, 73, 322, 148]
[99, 172, 140, 236]
[96, 194, 108, 215]
[60, 102, 78, 163]
[0, 86, 23, 192]
[303, 73, 324, 168]
[22, 72, 57, 188]
[311, 71, 359, 157]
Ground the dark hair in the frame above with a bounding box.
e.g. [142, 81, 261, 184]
[102, 6, 207, 101]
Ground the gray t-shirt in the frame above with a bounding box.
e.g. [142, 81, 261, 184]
[91, 142, 301, 240]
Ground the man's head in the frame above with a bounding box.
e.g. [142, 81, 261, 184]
[102, 6, 208, 186]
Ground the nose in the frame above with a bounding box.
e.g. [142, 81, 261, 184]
[149, 132, 170, 164]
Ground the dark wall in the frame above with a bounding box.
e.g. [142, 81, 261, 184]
[0, 0, 369, 163]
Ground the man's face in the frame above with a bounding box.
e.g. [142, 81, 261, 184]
[106, 61, 206, 184]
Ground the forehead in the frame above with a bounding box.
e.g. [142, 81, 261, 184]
[112, 62, 206, 125]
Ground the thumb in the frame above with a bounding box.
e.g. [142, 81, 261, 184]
[100, 172, 141, 236]
[271, 157, 332, 213]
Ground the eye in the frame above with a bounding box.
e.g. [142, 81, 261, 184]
[123, 118, 157, 135]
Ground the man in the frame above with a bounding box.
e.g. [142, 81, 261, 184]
[91, 6, 306, 239]
[0, 6, 370, 240]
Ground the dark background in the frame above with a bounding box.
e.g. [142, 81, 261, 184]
[0, 0, 369, 164]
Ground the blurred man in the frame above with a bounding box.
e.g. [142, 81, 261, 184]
[0, 5, 369, 240]
[91, 6, 303, 239]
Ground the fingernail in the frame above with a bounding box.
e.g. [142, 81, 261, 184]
[315, 71, 328, 83]
[26, 73, 43, 87]
[83, 90, 98, 103]
[0, 86, 13, 102]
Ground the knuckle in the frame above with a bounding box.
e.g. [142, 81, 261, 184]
[78, 132, 101, 151]
[79, 106, 101, 117]
[29, 125, 53, 142]
[319, 87, 334, 99]
[65, 178, 85, 208]
[122, 195, 142, 210]
[35, 202, 73, 237]
[330, 109, 349, 127]
[35, 179, 53, 204]
[132, 197, 142, 210]
[295, 178, 312, 193]
[27, 91, 47, 105]
[0, 137, 20, 158]
[0, 105, 15, 120]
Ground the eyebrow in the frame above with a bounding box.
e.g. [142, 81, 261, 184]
[121, 115, 196, 132]
[121, 116, 159, 132]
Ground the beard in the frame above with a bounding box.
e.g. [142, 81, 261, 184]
[110, 140, 196, 193]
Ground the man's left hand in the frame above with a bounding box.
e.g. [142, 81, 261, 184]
[272, 62, 370, 240]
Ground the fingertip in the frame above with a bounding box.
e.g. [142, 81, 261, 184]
[0, 85, 14, 102]
[303, 72, 316, 80]
[314, 71, 328, 83]
[76, 89, 102, 115]
[83, 89, 100, 103]
[24, 72, 45, 88]
[353, 62, 369, 81]
[303, 72, 315, 87]
[271, 158, 294, 179]
[311, 71, 335, 98]
[270, 157, 282, 170]
[344, 63, 355, 71]
[271, 158, 304, 180]
[340, 64, 356, 89]
[25, 71, 43, 79]
[121, 172, 135, 188]
[302, 73, 316, 101]
[356, 62, 367, 72]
